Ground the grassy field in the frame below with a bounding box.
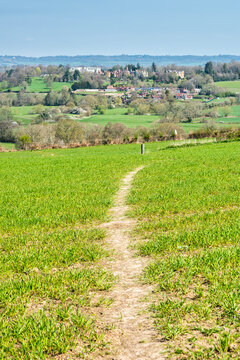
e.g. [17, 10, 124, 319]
[79, 107, 240, 132]
[8, 104, 240, 135]
[79, 108, 208, 133]
[10, 106, 164, 128]
[0, 145, 144, 359]
[215, 104, 240, 126]
[9, 77, 73, 93]
[10, 105, 67, 125]
[182, 122, 203, 133]
[128, 142, 240, 358]
[217, 117, 240, 124]
[218, 104, 240, 117]
[0, 142, 15, 150]
[80, 108, 160, 128]
[216, 80, 240, 93]
[9, 106, 160, 128]
[11, 106, 38, 124]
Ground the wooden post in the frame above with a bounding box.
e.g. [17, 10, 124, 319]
[141, 143, 145, 155]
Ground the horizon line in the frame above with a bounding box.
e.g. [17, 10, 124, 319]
[2, 54, 240, 58]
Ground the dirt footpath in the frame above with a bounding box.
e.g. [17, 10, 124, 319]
[98, 167, 165, 360]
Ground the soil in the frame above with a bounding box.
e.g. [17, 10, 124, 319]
[97, 167, 165, 360]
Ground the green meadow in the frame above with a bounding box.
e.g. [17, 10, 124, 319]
[216, 80, 240, 93]
[8, 77, 73, 93]
[6, 104, 240, 135]
[78, 106, 240, 131]
[0, 142, 15, 150]
[79, 108, 160, 128]
[11, 105, 39, 124]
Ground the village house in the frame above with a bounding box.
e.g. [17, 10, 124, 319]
[175, 92, 193, 100]
[175, 70, 185, 79]
[135, 69, 149, 77]
[112, 69, 122, 78]
[105, 85, 117, 92]
[167, 70, 185, 79]
[105, 71, 111, 78]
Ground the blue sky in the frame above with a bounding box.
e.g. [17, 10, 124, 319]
[1, 0, 240, 56]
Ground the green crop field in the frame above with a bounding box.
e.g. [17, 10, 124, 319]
[128, 142, 240, 358]
[0, 145, 144, 359]
[216, 80, 240, 93]
[1, 141, 240, 358]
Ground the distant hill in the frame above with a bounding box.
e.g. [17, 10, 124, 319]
[1, 55, 240, 67]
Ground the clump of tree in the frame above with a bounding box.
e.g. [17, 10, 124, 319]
[71, 74, 105, 90]
[222, 106, 232, 117]
[128, 98, 205, 123]
[0, 107, 18, 142]
[151, 123, 186, 140]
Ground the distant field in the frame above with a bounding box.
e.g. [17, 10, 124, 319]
[11, 105, 239, 133]
[11, 105, 65, 124]
[78, 108, 205, 133]
[0, 142, 15, 150]
[182, 122, 203, 133]
[215, 104, 240, 125]
[8, 77, 73, 93]
[80, 108, 160, 127]
[216, 80, 240, 93]
[79, 108, 239, 133]
[11, 106, 38, 124]
[218, 104, 240, 117]
[217, 117, 240, 124]
[9, 106, 161, 127]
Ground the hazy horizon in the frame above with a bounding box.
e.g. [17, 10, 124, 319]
[2, 53, 240, 57]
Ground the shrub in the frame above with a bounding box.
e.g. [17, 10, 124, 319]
[126, 107, 134, 115]
[102, 122, 129, 144]
[98, 106, 106, 115]
[86, 124, 102, 145]
[135, 103, 150, 115]
[151, 123, 186, 141]
[222, 106, 232, 117]
[16, 124, 56, 149]
[55, 119, 84, 145]
[18, 135, 31, 150]
[0, 121, 17, 142]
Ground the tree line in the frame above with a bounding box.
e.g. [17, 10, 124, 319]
[1, 62, 240, 93]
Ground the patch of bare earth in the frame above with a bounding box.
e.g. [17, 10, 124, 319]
[96, 167, 165, 360]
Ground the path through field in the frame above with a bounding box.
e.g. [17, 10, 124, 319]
[99, 167, 164, 360]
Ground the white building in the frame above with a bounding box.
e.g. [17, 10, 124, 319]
[70, 66, 102, 74]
